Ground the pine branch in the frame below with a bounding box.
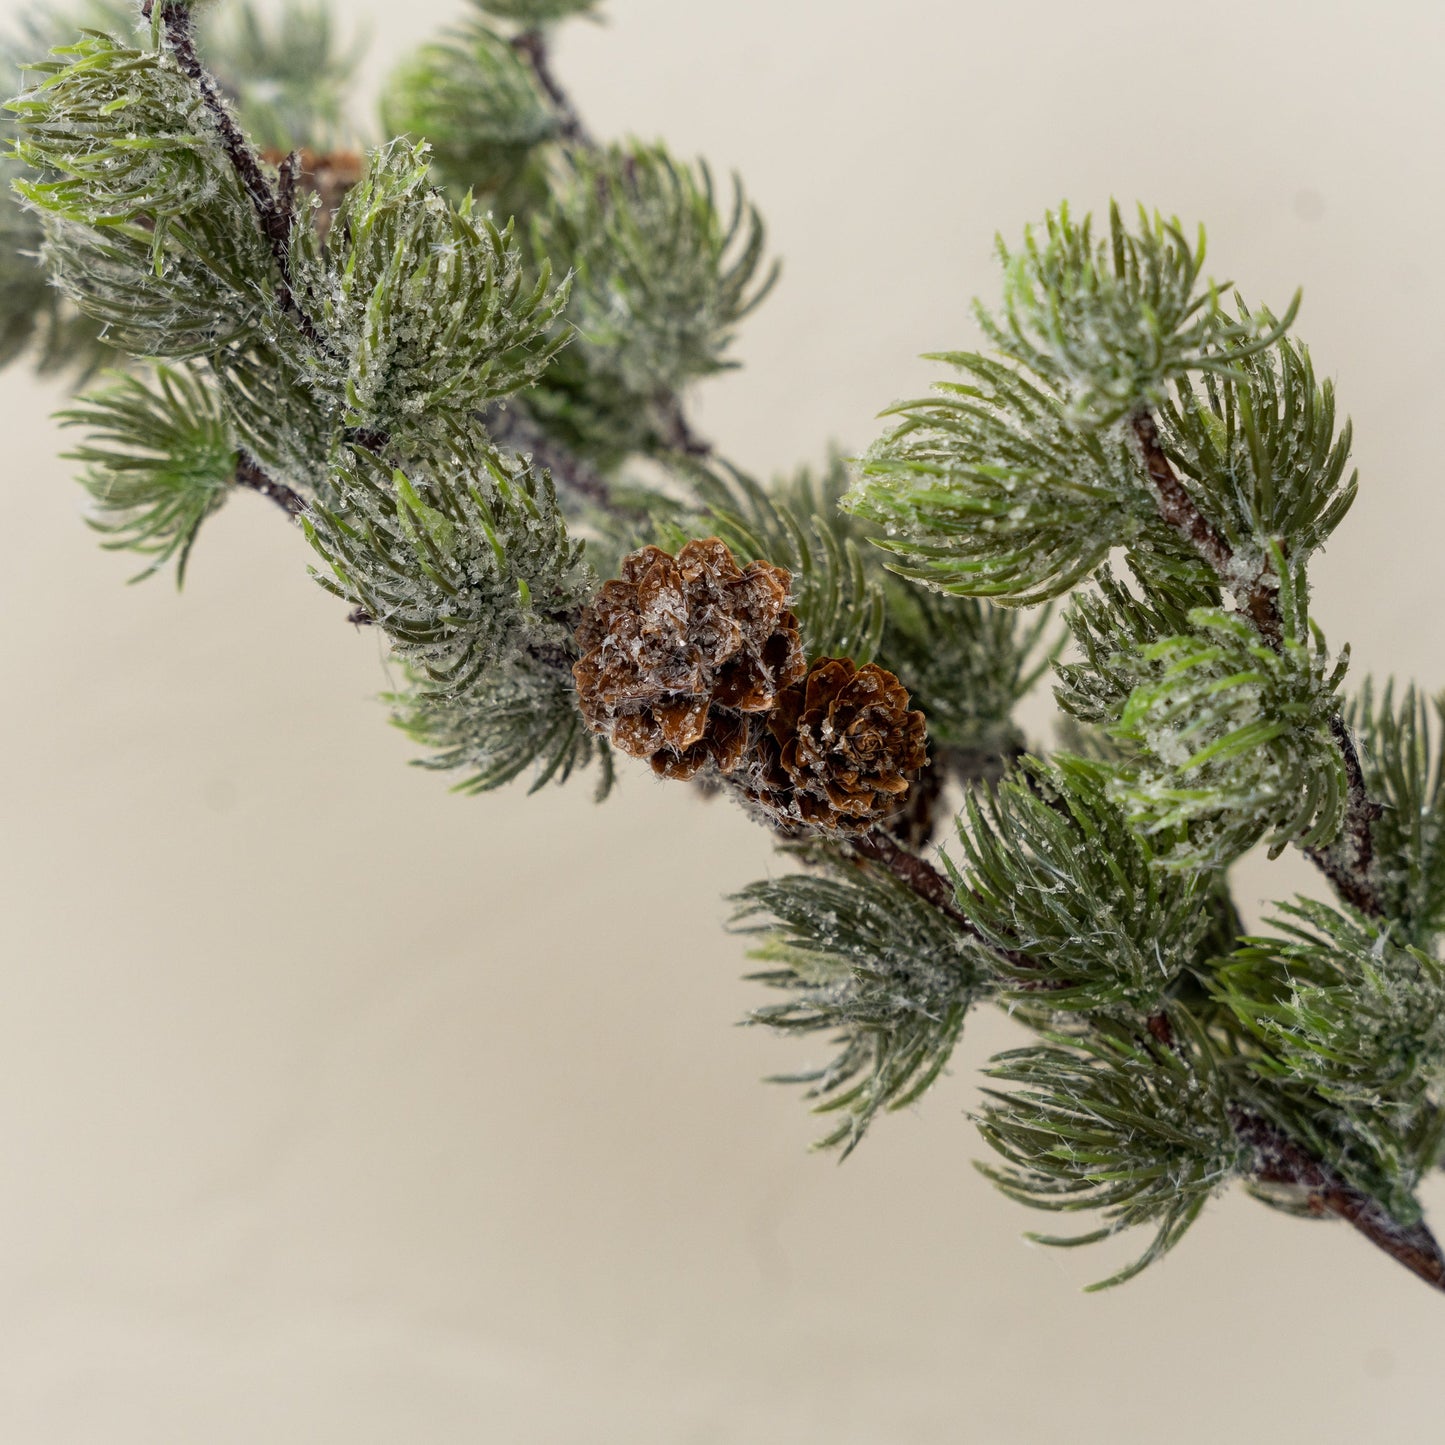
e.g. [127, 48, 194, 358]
[146, 0, 323, 348]
[1130, 410, 1281, 646]
[1129, 410, 1383, 912]
[1231, 1110, 1445, 1293]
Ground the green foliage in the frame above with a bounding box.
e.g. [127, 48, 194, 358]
[1054, 564, 1217, 727]
[305, 438, 592, 695]
[1219, 901, 1445, 1219]
[0, 0, 133, 374]
[57, 364, 235, 584]
[473, 0, 602, 25]
[392, 655, 613, 799]
[950, 754, 1206, 1016]
[9, 0, 1442, 1294]
[1348, 682, 1445, 948]
[534, 141, 778, 400]
[979, 202, 1296, 430]
[198, 1, 363, 153]
[847, 206, 1314, 608]
[850, 352, 1169, 604]
[10, 29, 287, 359]
[737, 857, 990, 1154]
[380, 12, 555, 198]
[9, 29, 281, 361]
[1110, 560, 1348, 869]
[976, 1017, 1245, 1288]
[880, 582, 1053, 758]
[1158, 319, 1357, 564]
[293, 140, 568, 450]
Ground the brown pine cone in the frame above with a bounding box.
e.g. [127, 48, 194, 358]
[573, 538, 807, 779]
[741, 658, 928, 832]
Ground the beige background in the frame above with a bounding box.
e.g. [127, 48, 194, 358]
[3, 0, 1445, 1440]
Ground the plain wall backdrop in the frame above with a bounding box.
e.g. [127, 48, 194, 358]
[3, 1, 1445, 1440]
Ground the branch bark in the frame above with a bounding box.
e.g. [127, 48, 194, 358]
[234, 450, 305, 517]
[1231, 1109, 1445, 1294]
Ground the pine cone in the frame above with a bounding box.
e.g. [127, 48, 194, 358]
[742, 658, 928, 832]
[573, 538, 806, 779]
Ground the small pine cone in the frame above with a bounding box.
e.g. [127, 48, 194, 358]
[573, 538, 807, 779]
[742, 658, 928, 832]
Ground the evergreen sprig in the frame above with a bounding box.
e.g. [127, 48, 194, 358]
[979, 202, 1297, 429]
[950, 754, 1207, 1016]
[381, 10, 555, 200]
[534, 141, 778, 401]
[391, 655, 612, 799]
[976, 1017, 1245, 1289]
[1110, 560, 1348, 869]
[1158, 317, 1358, 566]
[1053, 564, 1217, 728]
[9, 28, 279, 360]
[737, 856, 991, 1154]
[293, 140, 568, 451]
[1348, 682, 1445, 947]
[304, 439, 592, 696]
[850, 352, 1166, 604]
[57, 364, 235, 584]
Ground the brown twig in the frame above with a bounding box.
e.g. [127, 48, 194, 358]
[147, 1, 324, 349]
[234, 451, 305, 517]
[848, 829, 1039, 977]
[511, 27, 596, 150]
[1230, 1109, 1445, 1293]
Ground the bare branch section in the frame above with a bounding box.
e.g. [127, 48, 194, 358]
[1231, 1110, 1445, 1294]
[1129, 410, 1383, 917]
[234, 450, 305, 517]
[511, 27, 596, 149]
[146, 1, 324, 349]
